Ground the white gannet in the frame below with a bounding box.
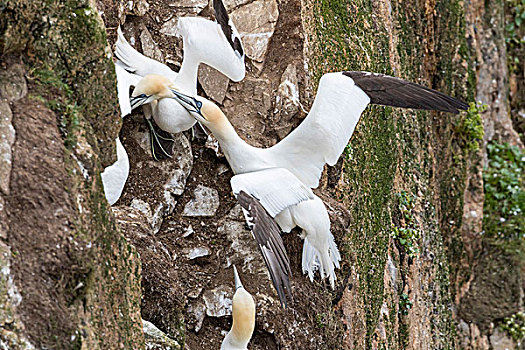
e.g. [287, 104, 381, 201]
[144, 71, 468, 303]
[115, 0, 245, 160]
[221, 266, 256, 350]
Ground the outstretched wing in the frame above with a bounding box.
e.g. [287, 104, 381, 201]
[269, 71, 468, 188]
[213, 0, 244, 58]
[230, 168, 314, 217]
[235, 191, 293, 307]
[115, 27, 178, 81]
[115, 64, 141, 117]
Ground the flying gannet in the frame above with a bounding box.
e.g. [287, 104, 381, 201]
[115, 0, 245, 160]
[136, 71, 468, 304]
[221, 266, 256, 350]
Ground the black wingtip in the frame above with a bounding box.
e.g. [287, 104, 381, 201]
[236, 191, 293, 308]
[213, 0, 244, 57]
[144, 117, 174, 161]
[343, 71, 469, 114]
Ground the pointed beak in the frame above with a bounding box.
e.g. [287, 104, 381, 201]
[130, 93, 154, 110]
[233, 265, 243, 290]
[170, 89, 205, 120]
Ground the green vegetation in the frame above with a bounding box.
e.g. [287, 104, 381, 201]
[399, 293, 412, 316]
[500, 311, 525, 342]
[391, 191, 420, 259]
[505, 0, 525, 66]
[315, 313, 326, 329]
[483, 142, 525, 241]
[455, 102, 486, 152]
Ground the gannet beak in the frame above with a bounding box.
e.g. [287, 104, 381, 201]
[130, 93, 155, 110]
[233, 265, 243, 290]
[169, 89, 205, 120]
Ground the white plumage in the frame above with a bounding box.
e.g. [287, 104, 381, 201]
[101, 137, 129, 206]
[230, 168, 314, 217]
[199, 73, 366, 288]
[115, 11, 245, 134]
[167, 70, 467, 289]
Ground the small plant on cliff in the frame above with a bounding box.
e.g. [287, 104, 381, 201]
[500, 311, 525, 342]
[399, 293, 412, 316]
[483, 142, 525, 241]
[391, 191, 420, 258]
[455, 102, 486, 152]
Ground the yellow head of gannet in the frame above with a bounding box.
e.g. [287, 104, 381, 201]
[221, 266, 255, 350]
[130, 74, 177, 109]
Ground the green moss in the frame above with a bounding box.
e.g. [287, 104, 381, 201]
[483, 142, 525, 242]
[307, 0, 471, 347]
[500, 311, 525, 342]
[391, 191, 420, 259]
[455, 102, 486, 152]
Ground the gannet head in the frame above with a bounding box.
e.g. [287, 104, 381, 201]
[130, 74, 175, 109]
[169, 89, 225, 127]
[221, 266, 255, 350]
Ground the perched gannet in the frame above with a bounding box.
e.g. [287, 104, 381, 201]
[221, 266, 256, 350]
[166, 71, 468, 302]
[115, 0, 245, 160]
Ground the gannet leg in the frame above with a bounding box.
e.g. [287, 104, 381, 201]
[191, 121, 209, 140]
[144, 117, 175, 161]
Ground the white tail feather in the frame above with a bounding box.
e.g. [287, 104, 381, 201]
[301, 234, 341, 289]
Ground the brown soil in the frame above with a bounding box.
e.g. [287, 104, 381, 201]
[7, 96, 79, 348]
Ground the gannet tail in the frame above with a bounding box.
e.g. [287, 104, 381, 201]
[115, 26, 178, 81]
[301, 233, 341, 289]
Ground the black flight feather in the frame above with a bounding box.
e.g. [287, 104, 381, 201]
[236, 191, 293, 307]
[343, 71, 469, 114]
[213, 0, 244, 57]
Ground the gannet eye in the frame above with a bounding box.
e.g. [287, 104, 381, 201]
[196, 100, 202, 109]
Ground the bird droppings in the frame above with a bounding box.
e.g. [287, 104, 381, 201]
[182, 185, 220, 217]
[203, 285, 233, 317]
[184, 246, 211, 260]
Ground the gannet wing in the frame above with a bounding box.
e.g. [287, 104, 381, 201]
[213, 0, 244, 59]
[230, 168, 314, 217]
[269, 71, 468, 188]
[101, 138, 130, 206]
[177, 16, 245, 82]
[115, 64, 141, 117]
[235, 190, 293, 307]
[115, 27, 178, 81]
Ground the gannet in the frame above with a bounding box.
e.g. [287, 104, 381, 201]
[221, 266, 256, 350]
[143, 71, 468, 302]
[115, 0, 245, 160]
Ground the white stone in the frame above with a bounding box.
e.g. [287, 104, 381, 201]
[187, 302, 206, 333]
[184, 246, 210, 260]
[182, 185, 220, 217]
[0, 102, 14, 195]
[142, 319, 181, 349]
[140, 26, 164, 62]
[203, 284, 233, 317]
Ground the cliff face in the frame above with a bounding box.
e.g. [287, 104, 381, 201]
[0, 0, 523, 349]
[0, 0, 143, 348]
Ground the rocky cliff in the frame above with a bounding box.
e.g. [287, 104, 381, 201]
[0, 0, 523, 349]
